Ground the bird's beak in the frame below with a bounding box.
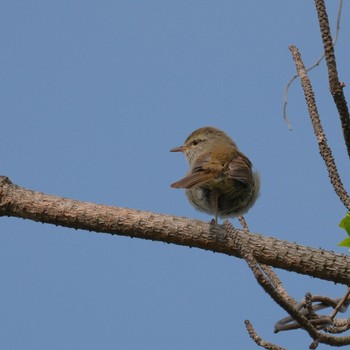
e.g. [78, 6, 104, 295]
[170, 145, 186, 152]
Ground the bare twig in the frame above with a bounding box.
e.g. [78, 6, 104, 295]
[275, 293, 350, 332]
[224, 221, 350, 347]
[314, 0, 350, 158]
[289, 45, 350, 210]
[311, 295, 350, 312]
[329, 287, 350, 320]
[304, 292, 318, 320]
[245, 320, 286, 350]
[237, 217, 297, 304]
[238, 217, 297, 306]
[224, 221, 320, 339]
[274, 292, 350, 349]
[283, 0, 343, 130]
[259, 267, 296, 306]
[325, 319, 350, 334]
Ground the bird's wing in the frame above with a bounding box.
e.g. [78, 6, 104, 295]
[170, 171, 213, 189]
[227, 152, 252, 186]
[171, 153, 214, 189]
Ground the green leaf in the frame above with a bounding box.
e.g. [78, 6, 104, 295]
[338, 237, 350, 247]
[339, 212, 350, 236]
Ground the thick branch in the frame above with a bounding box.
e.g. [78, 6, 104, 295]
[1, 176, 350, 285]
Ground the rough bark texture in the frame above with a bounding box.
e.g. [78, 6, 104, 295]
[289, 45, 350, 210]
[314, 0, 350, 159]
[1, 176, 350, 285]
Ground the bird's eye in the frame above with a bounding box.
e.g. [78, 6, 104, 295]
[192, 139, 200, 146]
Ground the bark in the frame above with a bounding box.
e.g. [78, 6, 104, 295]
[1, 176, 350, 285]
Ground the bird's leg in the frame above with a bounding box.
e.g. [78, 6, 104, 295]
[238, 216, 249, 233]
[214, 190, 219, 224]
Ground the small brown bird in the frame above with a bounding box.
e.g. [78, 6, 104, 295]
[170, 126, 260, 223]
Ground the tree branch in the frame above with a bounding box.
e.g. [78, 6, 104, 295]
[283, 0, 343, 130]
[314, 0, 350, 158]
[245, 320, 286, 350]
[225, 220, 350, 347]
[289, 45, 350, 211]
[1, 176, 350, 285]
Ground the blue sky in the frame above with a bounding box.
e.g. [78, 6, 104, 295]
[1, 1, 350, 349]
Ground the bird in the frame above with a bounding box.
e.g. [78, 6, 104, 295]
[170, 126, 260, 223]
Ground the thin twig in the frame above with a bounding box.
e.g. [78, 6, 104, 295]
[283, 0, 343, 130]
[329, 287, 350, 320]
[224, 221, 350, 347]
[325, 319, 350, 334]
[275, 293, 350, 332]
[238, 217, 297, 305]
[224, 221, 320, 339]
[245, 320, 286, 350]
[305, 292, 318, 319]
[314, 0, 350, 159]
[289, 45, 350, 210]
[311, 295, 349, 312]
[260, 266, 297, 306]
[237, 216, 297, 306]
